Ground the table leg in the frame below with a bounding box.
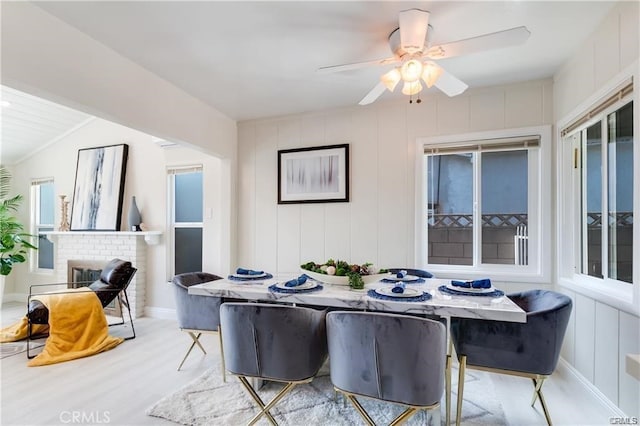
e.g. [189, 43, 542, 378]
[445, 316, 452, 426]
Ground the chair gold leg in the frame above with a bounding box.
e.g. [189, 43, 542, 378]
[390, 407, 418, 426]
[347, 394, 376, 426]
[189, 332, 207, 354]
[177, 332, 206, 371]
[238, 376, 278, 425]
[218, 326, 226, 382]
[445, 318, 453, 426]
[247, 382, 296, 426]
[532, 378, 552, 426]
[445, 353, 452, 426]
[456, 355, 466, 426]
[531, 378, 540, 406]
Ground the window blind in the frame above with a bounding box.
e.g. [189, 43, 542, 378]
[424, 135, 540, 155]
[30, 177, 54, 186]
[560, 79, 633, 138]
[167, 165, 203, 175]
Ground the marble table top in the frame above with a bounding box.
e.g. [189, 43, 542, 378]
[189, 275, 526, 323]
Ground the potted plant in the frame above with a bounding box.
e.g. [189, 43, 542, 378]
[0, 166, 37, 276]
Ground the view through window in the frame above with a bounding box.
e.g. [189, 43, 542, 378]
[425, 138, 537, 268]
[169, 167, 203, 276]
[31, 178, 54, 270]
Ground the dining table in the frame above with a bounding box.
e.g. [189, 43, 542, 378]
[188, 274, 526, 323]
[188, 273, 527, 425]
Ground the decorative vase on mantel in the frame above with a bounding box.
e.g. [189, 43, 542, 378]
[128, 196, 142, 232]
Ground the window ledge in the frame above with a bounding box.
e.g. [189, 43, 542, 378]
[558, 277, 638, 316]
[426, 265, 548, 284]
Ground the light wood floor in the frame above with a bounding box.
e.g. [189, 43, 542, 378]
[1, 302, 616, 425]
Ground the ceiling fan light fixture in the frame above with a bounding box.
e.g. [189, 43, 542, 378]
[400, 59, 423, 83]
[381, 68, 402, 92]
[421, 61, 443, 88]
[402, 80, 423, 96]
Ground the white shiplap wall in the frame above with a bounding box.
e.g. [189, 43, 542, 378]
[554, 1, 639, 417]
[237, 77, 553, 275]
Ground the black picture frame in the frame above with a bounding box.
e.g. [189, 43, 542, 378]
[278, 143, 349, 204]
[70, 143, 129, 231]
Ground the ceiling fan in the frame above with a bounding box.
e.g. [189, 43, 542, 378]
[318, 9, 531, 105]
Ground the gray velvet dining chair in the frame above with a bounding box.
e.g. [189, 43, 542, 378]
[388, 268, 434, 278]
[171, 272, 226, 375]
[326, 310, 447, 425]
[219, 302, 328, 425]
[450, 289, 572, 426]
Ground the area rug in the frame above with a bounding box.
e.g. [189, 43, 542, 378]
[147, 359, 505, 425]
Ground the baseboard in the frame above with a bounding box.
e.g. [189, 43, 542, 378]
[558, 357, 626, 417]
[144, 306, 176, 320]
[1, 292, 27, 304]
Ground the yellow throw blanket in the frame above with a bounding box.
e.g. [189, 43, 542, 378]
[0, 287, 123, 366]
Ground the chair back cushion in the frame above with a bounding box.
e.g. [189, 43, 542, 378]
[327, 311, 446, 407]
[388, 268, 434, 278]
[220, 303, 328, 382]
[451, 289, 573, 375]
[88, 259, 136, 307]
[172, 272, 223, 331]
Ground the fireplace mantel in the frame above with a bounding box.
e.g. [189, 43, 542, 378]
[44, 230, 162, 245]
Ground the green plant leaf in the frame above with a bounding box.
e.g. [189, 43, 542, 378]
[0, 261, 12, 276]
[0, 166, 38, 275]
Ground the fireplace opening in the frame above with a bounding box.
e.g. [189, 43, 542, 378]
[67, 260, 121, 317]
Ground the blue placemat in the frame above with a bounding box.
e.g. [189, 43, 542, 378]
[268, 283, 324, 294]
[367, 289, 432, 302]
[438, 285, 504, 297]
[228, 273, 273, 281]
[380, 277, 426, 284]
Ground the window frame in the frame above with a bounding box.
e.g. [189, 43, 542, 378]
[29, 178, 55, 274]
[557, 79, 637, 315]
[416, 125, 552, 284]
[167, 165, 204, 279]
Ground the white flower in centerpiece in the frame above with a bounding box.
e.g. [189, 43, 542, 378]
[326, 266, 336, 275]
[364, 265, 378, 275]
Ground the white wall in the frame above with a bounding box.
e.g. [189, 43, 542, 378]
[237, 78, 553, 286]
[1, 2, 239, 285]
[553, 1, 639, 417]
[0, 2, 236, 159]
[5, 118, 225, 313]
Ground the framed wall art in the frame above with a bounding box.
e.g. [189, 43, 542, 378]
[70, 143, 129, 231]
[278, 143, 349, 204]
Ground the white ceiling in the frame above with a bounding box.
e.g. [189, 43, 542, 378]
[0, 86, 93, 165]
[1, 1, 617, 164]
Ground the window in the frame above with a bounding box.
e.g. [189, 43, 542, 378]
[30, 178, 55, 271]
[571, 100, 633, 285]
[168, 166, 203, 277]
[421, 128, 550, 281]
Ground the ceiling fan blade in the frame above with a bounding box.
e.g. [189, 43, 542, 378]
[359, 82, 387, 105]
[317, 57, 398, 74]
[434, 67, 468, 97]
[426, 26, 530, 60]
[399, 9, 430, 54]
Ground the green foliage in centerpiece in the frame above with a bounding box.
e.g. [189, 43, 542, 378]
[301, 259, 388, 289]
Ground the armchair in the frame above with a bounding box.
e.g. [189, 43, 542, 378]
[326, 310, 446, 425]
[450, 289, 572, 425]
[27, 258, 137, 358]
[171, 272, 225, 373]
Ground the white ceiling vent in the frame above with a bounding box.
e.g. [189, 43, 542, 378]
[152, 137, 178, 148]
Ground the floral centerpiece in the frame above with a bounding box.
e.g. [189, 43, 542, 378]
[300, 259, 388, 289]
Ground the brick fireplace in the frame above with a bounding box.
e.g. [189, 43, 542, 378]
[45, 231, 160, 318]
